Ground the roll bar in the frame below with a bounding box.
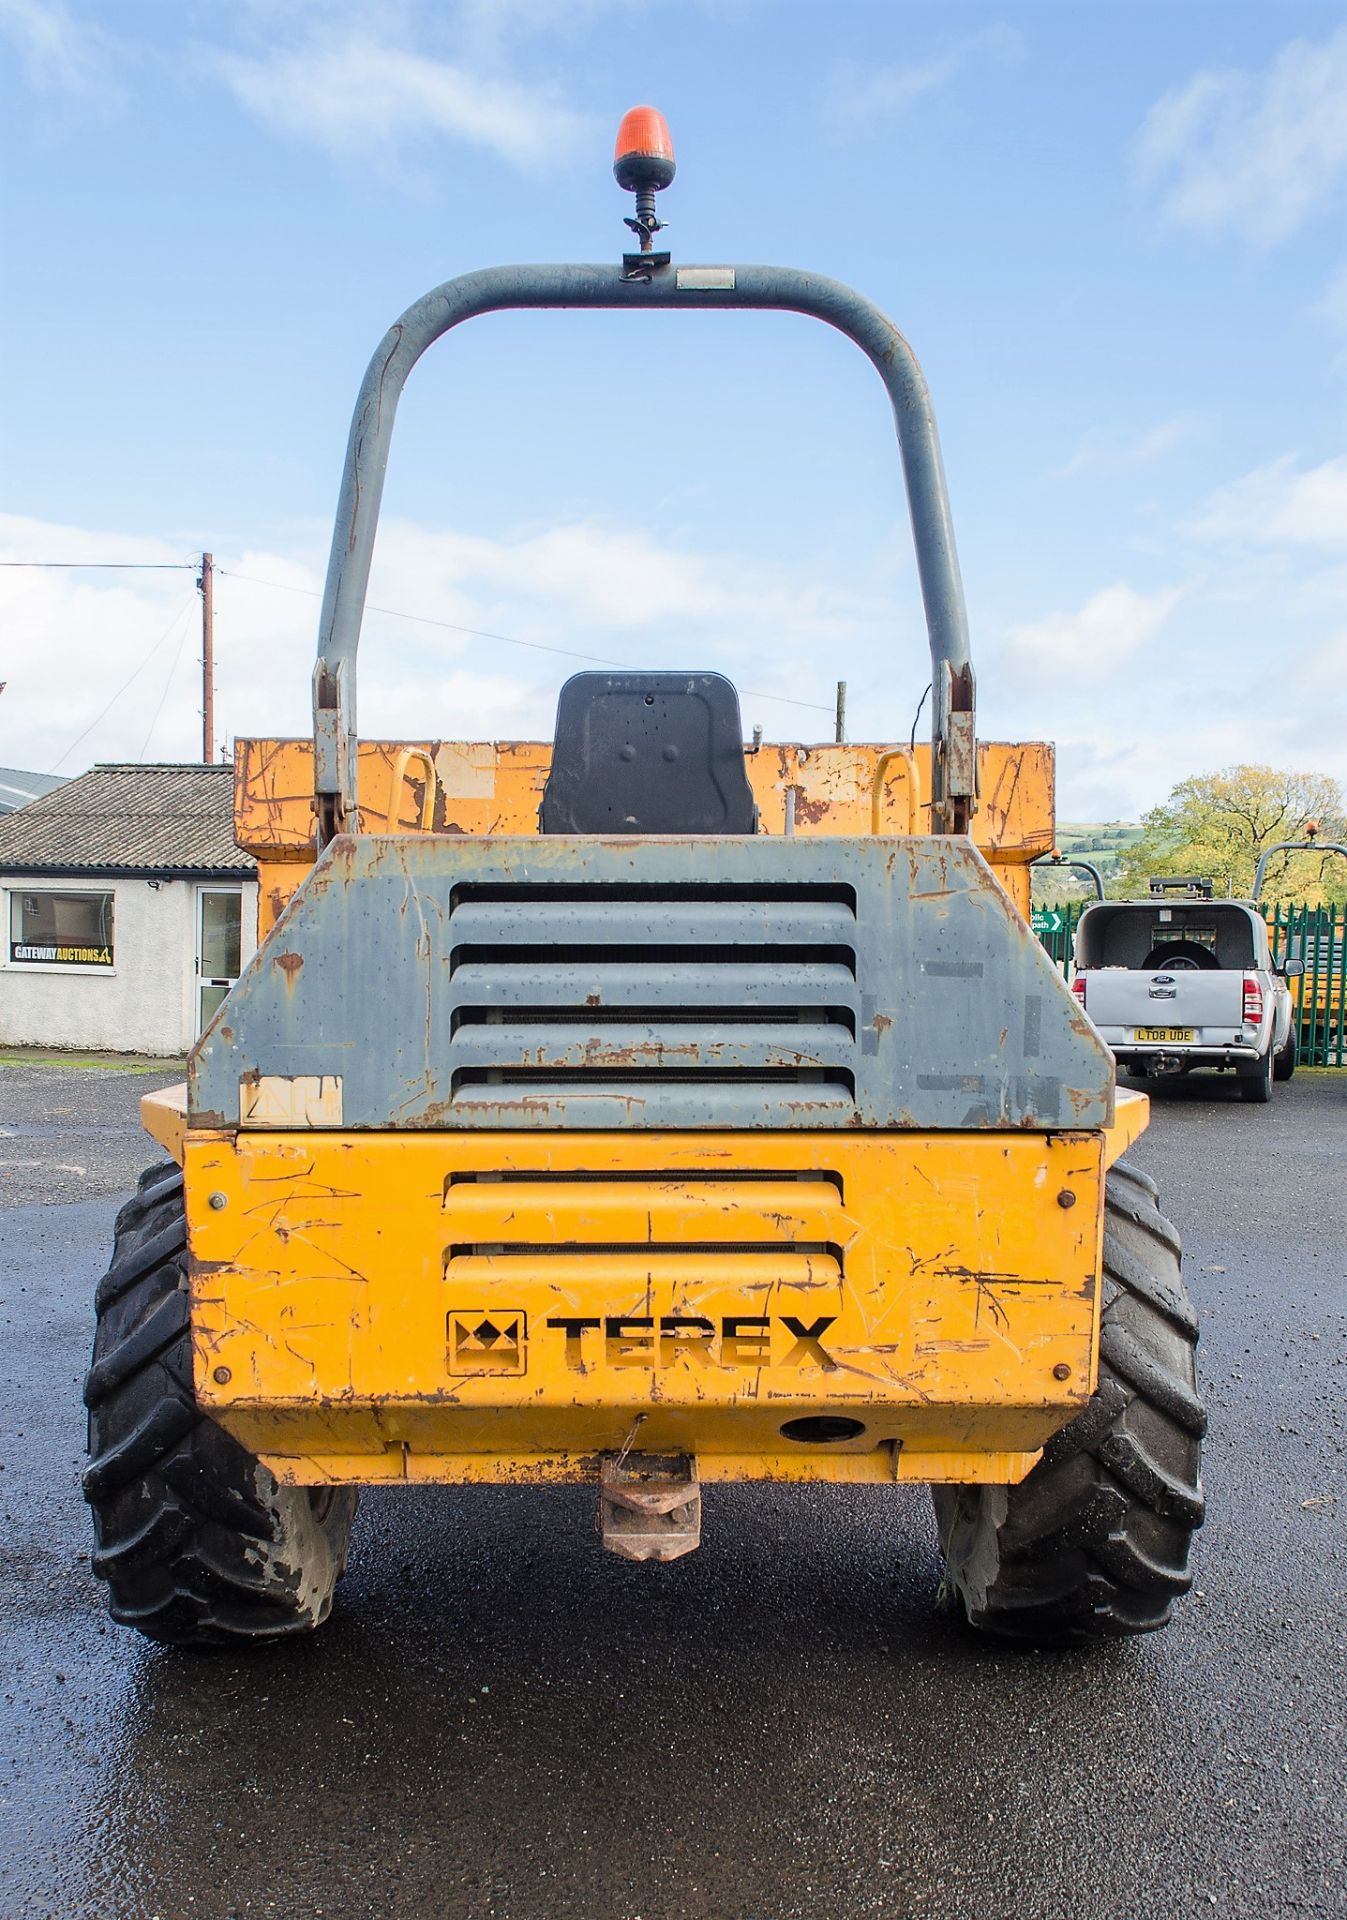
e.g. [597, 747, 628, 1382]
[311, 263, 976, 843]
[1253, 839, 1347, 903]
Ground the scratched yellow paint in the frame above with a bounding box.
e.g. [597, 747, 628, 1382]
[185, 732, 1096, 1489]
[184, 1127, 1103, 1486]
[235, 737, 1053, 936]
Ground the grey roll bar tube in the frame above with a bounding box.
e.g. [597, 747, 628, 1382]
[1253, 840, 1347, 903]
[1031, 852, 1105, 901]
[311, 263, 976, 844]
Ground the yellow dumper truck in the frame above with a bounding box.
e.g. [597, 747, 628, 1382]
[84, 110, 1204, 1648]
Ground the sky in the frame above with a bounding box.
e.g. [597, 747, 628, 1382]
[3, 0, 1347, 820]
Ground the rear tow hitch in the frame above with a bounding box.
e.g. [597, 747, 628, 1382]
[599, 1453, 701, 1563]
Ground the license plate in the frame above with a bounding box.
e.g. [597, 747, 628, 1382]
[1131, 1026, 1195, 1043]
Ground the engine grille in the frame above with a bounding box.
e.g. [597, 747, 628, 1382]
[443, 882, 859, 1120]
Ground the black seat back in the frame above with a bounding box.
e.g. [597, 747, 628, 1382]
[539, 671, 758, 834]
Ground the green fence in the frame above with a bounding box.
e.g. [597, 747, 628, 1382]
[1265, 902, 1346, 1067]
[1030, 901, 1088, 976]
[1031, 898, 1346, 1067]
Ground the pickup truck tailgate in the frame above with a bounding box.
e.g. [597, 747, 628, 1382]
[1080, 970, 1245, 1041]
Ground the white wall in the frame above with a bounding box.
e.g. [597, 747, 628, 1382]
[0, 876, 258, 1056]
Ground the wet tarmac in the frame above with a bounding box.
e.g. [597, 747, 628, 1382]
[1, 1058, 1344, 1919]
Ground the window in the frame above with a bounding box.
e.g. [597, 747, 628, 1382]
[9, 890, 115, 967]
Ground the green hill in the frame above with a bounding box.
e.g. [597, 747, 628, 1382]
[1035, 822, 1143, 902]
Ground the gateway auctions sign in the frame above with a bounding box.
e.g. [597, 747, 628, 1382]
[12, 942, 114, 967]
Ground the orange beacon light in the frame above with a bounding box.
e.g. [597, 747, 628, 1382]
[614, 107, 676, 254]
[614, 106, 676, 189]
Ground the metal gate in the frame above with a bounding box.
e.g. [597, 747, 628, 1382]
[1266, 902, 1347, 1067]
[1032, 900, 1088, 978]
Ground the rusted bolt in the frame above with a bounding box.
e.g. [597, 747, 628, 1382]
[212, 1365, 232, 1385]
[1052, 1363, 1072, 1381]
[1056, 1189, 1076, 1209]
[208, 1191, 228, 1210]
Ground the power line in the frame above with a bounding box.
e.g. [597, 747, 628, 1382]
[218, 568, 837, 717]
[0, 560, 196, 570]
[137, 603, 195, 760]
[47, 591, 198, 774]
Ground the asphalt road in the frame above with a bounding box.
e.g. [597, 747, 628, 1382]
[2, 1058, 1344, 1920]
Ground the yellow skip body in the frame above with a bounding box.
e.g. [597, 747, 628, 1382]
[143, 1089, 1148, 1490]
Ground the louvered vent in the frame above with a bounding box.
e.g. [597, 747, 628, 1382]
[445, 881, 859, 1119]
[441, 1168, 848, 1286]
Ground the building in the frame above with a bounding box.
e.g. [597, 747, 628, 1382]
[0, 763, 257, 1055]
[0, 766, 67, 815]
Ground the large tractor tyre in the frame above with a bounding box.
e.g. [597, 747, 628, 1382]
[83, 1162, 358, 1649]
[932, 1161, 1204, 1645]
[1273, 1027, 1298, 1082]
[1239, 1048, 1274, 1103]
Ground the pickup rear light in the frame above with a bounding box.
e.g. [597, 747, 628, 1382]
[1242, 975, 1263, 1025]
[1071, 977, 1086, 1008]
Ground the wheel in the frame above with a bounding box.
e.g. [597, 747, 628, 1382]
[1273, 1027, 1298, 1082]
[1239, 1049, 1273, 1103]
[931, 1161, 1204, 1644]
[83, 1162, 358, 1648]
[1140, 942, 1217, 972]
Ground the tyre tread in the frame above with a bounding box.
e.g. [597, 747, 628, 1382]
[84, 1164, 356, 1648]
[933, 1159, 1204, 1645]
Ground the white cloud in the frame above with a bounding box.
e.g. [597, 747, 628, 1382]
[824, 26, 1020, 131]
[7, 515, 1344, 823]
[12, 492, 1343, 823]
[1057, 413, 1203, 479]
[0, 520, 208, 772]
[214, 28, 590, 170]
[0, 0, 99, 90]
[1135, 25, 1347, 245]
[1001, 583, 1182, 679]
[0, 512, 882, 776]
[369, 519, 875, 645]
[987, 573, 1347, 817]
[453, 0, 639, 64]
[1190, 454, 1347, 553]
[1046, 723, 1284, 825]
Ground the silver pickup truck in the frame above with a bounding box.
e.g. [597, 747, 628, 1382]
[1070, 882, 1303, 1103]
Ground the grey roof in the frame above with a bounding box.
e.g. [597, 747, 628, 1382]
[0, 767, 67, 815]
[0, 764, 255, 876]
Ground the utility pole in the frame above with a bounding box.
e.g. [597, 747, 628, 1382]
[834, 679, 846, 745]
[198, 550, 215, 763]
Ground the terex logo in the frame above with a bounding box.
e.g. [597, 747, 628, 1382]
[447, 1310, 527, 1375]
[544, 1314, 838, 1371]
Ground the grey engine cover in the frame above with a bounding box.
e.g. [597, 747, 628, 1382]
[190, 834, 1113, 1133]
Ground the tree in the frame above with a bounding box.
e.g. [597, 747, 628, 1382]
[1115, 766, 1347, 904]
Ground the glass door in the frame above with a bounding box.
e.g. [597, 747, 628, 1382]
[196, 888, 243, 1037]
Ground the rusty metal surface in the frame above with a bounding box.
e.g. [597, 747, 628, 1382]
[236, 739, 1053, 937]
[599, 1454, 702, 1563]
[190, 833, 1111, 1132]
